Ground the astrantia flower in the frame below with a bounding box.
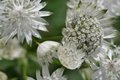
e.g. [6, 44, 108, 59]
[0, 38, 26, 60]
[28, 68, 67, 80]
[65, 0, 116, 55]
[93, 44, 120, 80]
[0, 0, 51, 45]
[58, 0, 116, 69]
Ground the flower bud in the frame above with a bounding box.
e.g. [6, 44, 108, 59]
[37, 41, 60, 65]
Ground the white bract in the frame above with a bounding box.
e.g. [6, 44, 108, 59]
[93, 44, 120, 80]
[37, 41, 60, 65]
[0, 0, 51, 45]
[98, 0, 120, 16]
[27, 68, 67, 80]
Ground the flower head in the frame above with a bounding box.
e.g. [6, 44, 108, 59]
[93, 44, 120, 80]
[58, 0, 116, 69]
[65, 0, 116, 55]
[0, 0, 51, 45]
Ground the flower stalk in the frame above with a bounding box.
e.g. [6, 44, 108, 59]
[19, 57, 27, 80]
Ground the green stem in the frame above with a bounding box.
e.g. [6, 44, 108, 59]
[20, 58, 27, 80]
[41, 36, 63, 41]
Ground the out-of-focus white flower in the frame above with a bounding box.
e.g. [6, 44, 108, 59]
[93, 44, 120, 80]
[58, 0, 116, 70]
[37, 41, 60, 65]
[0, 71, 7, 80]
[27, 68, 67, 80]
[0, 38, 26, 60]
[58, 42, 85, 70]
[0, 0, 51, 45]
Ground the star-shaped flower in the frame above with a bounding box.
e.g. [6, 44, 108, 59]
[0, 0, 51, 45]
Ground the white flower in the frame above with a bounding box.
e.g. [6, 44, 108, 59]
[27, 68, 67, 80]
[0, 71, 7, 80]
[93, 44, 120, 80]
[0, 38, 26, 60]
[0, 0, 51, 45]
[37, 41, 60, 65]
[65, 0, 116, 55]
[58, 42, 85, 70]
[58, 0, 116, 70]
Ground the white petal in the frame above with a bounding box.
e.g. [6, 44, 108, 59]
[24, 31, 32, 45]
[51, 68, 67, 80]
[28, 2, 46, 12]
[36, 70, 43, 80]
[51, 68, 64, 77]
[37, 11, 52, 17]
[34, 25, 48, 31]
[94, 9, 107, 19]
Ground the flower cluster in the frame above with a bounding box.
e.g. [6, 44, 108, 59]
[14, 0, 120, 80]
[57, 0, 116, 70]
[1, 0, 120, 80]
[26, 0, 120, 80]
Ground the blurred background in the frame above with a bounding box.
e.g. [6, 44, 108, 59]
[0, 0, 120, 80]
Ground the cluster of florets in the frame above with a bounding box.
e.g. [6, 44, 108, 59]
[62, 14, 103, 54]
